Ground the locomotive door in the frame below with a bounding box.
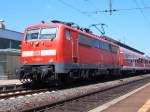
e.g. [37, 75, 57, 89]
[71, 31, 79, 63]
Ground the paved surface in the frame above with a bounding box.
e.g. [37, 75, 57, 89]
[0, 80, 21, 86]
[89, 83, 150, 112]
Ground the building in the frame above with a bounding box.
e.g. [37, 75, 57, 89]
[0, 20, 23, 79]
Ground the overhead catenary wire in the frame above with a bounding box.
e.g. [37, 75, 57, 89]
[140, 0, 150, 12]
[58, 0, 84, 15]
[83, 0, 110, 35]
[83, 0, 150, 28]
[58, 0, 102, 23]
[57, 0, 150, 34]
[84, 0, 100, 11]
[83, 6, 150, 14]
[140, 0, 146, 7]
[133, 0, 150, 26]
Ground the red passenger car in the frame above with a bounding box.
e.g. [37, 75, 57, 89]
[119, 46, 150, 74]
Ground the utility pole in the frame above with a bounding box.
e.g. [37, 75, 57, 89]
[109, 0, 112, 15]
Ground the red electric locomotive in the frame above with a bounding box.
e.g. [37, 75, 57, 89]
[17, 20, 120, 83]
[17, 20, 150, 84]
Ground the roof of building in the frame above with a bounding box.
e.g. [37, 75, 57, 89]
[0, 28, 23, 41]
[0, 49, 20, 55]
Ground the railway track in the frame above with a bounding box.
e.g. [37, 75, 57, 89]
[41, 77, 150, 112]
[0, 83, 56, 100]
[0, 84, 22, 92]
[0, 74, 150, 112]
[0, 88, 48, 100]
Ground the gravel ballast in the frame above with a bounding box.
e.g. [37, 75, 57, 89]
[0, 74, 150, 112]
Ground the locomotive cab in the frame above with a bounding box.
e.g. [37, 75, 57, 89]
[21, 26, 58, 64]
[18, 23, 63, 83]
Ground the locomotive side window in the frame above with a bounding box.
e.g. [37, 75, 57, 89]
[78, 33, 92, 47]
[99, 41, 103, 49]
[103, 42, 110, 51]
[78, 33, 116, 53]
[40, 27, 57, 40]
[92, 39, 99, 48]
[26, 29, 39, 40]
[65, 30, 71, 40]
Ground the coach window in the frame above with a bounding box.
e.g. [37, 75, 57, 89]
[65, 30, 71, 40]
[109, 45, 113, 52]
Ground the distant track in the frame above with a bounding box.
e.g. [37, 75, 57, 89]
[0, 88, 48, 99]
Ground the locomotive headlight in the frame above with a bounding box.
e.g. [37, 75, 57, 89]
[49, 59, 54, 62]
[23, 60, 28, 64]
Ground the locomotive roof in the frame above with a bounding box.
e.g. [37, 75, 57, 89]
[26, 22, 117, 46]
[26, 21, 144, 55]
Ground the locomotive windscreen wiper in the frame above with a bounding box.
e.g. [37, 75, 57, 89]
[51, 37, 55, 41]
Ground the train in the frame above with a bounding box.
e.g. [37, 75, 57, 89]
[16, 20, 150, 84]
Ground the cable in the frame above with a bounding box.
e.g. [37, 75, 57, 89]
[83, 0, 110, 35]
[84, 0, 100, 11]
[58, 0, 101, 23]
[133, 0, 150, 26]
[83, 6, 150, 14]
[140, 0, 150, 11]
[83, 0, 108, 23]
[58, 0, 84, 15]
[141, 0, 146, 6]
[83, 0, 150, 14]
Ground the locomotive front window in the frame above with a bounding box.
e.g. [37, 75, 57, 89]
[26, 29, 39, 40]
[26, 27, 57, 41]
[40, 27, 57, 40]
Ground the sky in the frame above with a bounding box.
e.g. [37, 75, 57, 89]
[0, 0, 150, 55]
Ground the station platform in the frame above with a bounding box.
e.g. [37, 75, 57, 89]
[88, 82, 150, 112]
[0, 79, 21, 86]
